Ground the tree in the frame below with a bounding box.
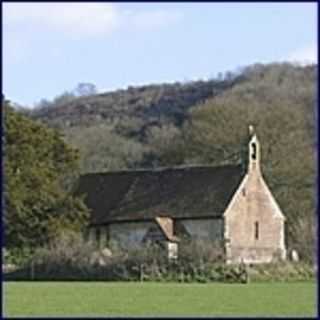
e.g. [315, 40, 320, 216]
[34, 98, 51, 109]
[53, 91, 76, 105]
[145, 124, 185, 167]
[3, 100, 89, 250]
[64, 124, 147, 173]
[73, 83, 97, 97]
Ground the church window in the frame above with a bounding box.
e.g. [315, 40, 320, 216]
[254, 221, 259, 240]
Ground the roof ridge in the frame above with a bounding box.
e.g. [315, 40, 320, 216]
[82, 163, 242, 176]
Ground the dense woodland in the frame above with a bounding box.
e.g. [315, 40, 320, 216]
[4, 62, 317, 262]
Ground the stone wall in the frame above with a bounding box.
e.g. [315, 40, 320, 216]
[176, 218, 224, 243]
[108, 221, 154, 249]
[90, 218, 224, 252]
[224, 169, 286, 264]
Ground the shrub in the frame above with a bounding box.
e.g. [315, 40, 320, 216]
[3, 247, 34, 267]
[247, 261, 315, 282]
[4, 235, 315, 283]
[29, 230, 98, 279]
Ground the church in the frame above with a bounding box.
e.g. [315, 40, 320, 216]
[76, 127, 287, 264]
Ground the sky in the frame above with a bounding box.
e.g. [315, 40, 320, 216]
[2, 2, 318, 108]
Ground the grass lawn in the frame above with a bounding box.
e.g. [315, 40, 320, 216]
[3, 281, 317, 317]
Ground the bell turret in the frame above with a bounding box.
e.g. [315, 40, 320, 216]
[248, 125, 261, 173]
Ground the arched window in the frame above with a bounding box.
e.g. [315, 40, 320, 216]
[251, 142, 257, 160]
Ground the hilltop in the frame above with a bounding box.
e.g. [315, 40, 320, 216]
[27, 77, 238, 134]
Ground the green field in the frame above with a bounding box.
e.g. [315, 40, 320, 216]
[3, 281, 316, 317]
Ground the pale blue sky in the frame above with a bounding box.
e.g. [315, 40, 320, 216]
[2, 2, 317, 108]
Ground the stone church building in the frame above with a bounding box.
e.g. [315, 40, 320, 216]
[77, 127, 287, 264]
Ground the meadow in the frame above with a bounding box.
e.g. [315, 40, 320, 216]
[3, 281, 316, 317]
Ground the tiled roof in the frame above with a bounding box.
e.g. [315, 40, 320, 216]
[76, 165, 245, 224]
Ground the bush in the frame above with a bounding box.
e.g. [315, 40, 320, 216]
[3, 247, 34, 267]
[25, 231, 98, 280]
[4, 235, 315, 283]
[247, 261, 315, 282]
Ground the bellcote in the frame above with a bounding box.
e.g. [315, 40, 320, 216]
[248, 125, 261, 173]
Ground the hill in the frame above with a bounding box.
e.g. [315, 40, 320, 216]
[23, 72, 240, 171]
[24, 63, 316, 173]
[27, 78, 237, 136]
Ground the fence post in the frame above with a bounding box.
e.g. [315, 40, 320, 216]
[140, 263, 144, 282]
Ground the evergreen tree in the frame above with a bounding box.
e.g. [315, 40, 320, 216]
[3, 99, 89, 250]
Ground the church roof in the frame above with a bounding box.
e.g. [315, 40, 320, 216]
[76, 164, 245, 225]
